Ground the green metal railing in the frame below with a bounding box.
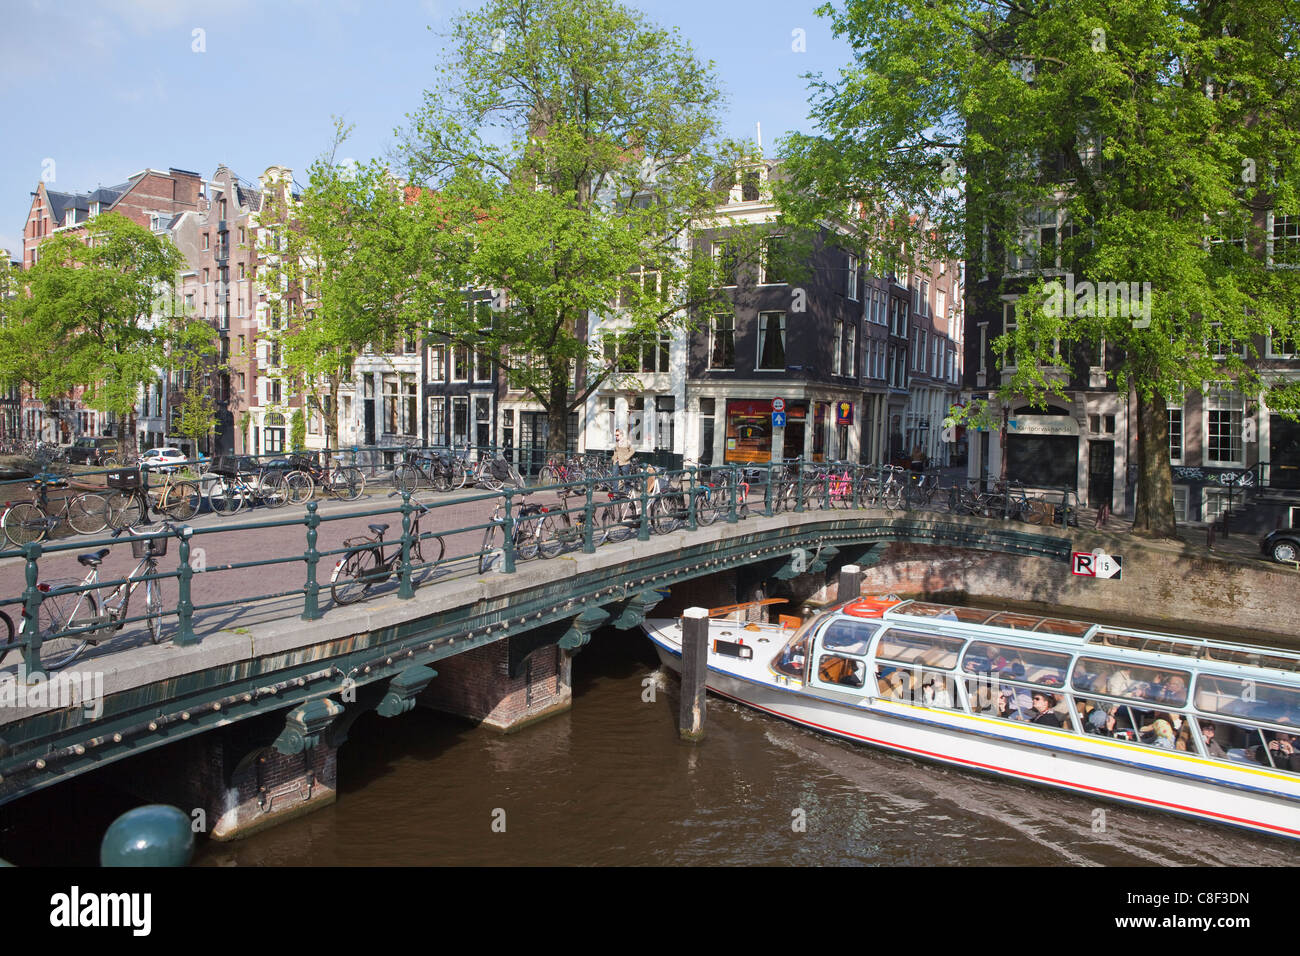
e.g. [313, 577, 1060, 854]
[0, 458, 1021, 676]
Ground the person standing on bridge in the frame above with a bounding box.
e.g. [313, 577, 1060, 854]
[613, 428, 635, 490]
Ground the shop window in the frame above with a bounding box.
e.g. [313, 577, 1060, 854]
[724, 399, 772, 464]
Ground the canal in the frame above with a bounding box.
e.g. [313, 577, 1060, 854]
[1, 609, 1295, 866]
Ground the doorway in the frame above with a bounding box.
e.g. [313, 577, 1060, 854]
[1088, 440, 1115, 510]
[1270, 414, 1300, 489]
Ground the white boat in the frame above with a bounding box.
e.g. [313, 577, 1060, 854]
[643, 597, 1300, 841]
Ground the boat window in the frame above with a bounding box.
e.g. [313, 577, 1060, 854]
[820, 620, 878, 656]
[984, 611, 1044, 631]
[1075, 697, 1192, 751]
[961, 642, 1072, 689]
[1070, 658, 1190, 709]
[769, 611, 831, 679]
[1197, 717, 1299, 773]
[1194, 675, 1300, 728]
[1033, 618, 1093, 638]
[965, 676, 1074, 730]
[1090, 630, 1200, 659]
[881, 666, 958, 710]
[1201, 645, 1300, 675]
[818, 654, 865, 689]
[875, 629, 967, 669]
[892, 602, 992, 624]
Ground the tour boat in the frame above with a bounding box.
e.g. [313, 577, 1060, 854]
[642, 597, 1300, 841]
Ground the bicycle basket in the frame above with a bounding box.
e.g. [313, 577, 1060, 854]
[488, 458, 512, 480]
[106, 469, 141, 490]
[130, 526, 169, 558]
[211, 455, 238, 476]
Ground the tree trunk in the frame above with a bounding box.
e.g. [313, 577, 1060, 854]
[546, 360, 569, 457]
[1131, 390, 1179, 539]
[326, 378, 340, 456]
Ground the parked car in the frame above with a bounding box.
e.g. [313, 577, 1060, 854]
[140, 446, 188, 472]
[66, 436, 118, 465]
[1260, 527, 1300, 563]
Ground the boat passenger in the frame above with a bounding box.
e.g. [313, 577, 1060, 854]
[1175, 721, 1195, 752]
[923, 676, 955, 710]
[1029, 692, 1062, 727]
[1153, 674, 1188, 706]
[1201, 722, 1227, 758]
[1140, 713, 1177, 749]
[1084, 701, 1115, 735]
[1254, 732, 1300, 772]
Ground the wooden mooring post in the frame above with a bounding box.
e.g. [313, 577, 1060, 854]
[837, 564, 862, 603]
[679, 607, 710, 742]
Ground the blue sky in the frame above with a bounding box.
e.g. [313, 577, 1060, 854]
[0, 0, 856, 256]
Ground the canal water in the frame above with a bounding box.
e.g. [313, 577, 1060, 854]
[1, 617, 1294, 866]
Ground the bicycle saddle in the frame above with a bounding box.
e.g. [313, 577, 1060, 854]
[77, 548, 111, 568]
[368, 523, 389, 536]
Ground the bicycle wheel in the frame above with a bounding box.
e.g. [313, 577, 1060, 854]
[430, 466, 451, 493]
[105, 492, 145, 532]
[283, 471, 314, 504]
[0, 609, 13, 665]
[884, 485, 905, 511]
[478, 466, 503, 492]
[146, 576, 165, 644]
[449, 460, 468, 491]
[331, 547, 382, 605]
[479, 519, 501, 573]
[537, 465, 558, 487]
[67, 492, 109, 535]
[393, 464, 424, 496]
[411, 533, 445, 586]
[604, 499, 635, 542]
[538, 515, 563, 558]
[588, 504, 612, 547]
[258, 473, 288, 509]
[649, 498, 679, 535]
[331, 466, 366, 501]
[696, 488, 719, 526]
[208, 477, 246, 516]
[161, 481, 200, 520]
[516, 515, 542, 560]
[35, 587, 97, 670]
[3, 502, 49, 546]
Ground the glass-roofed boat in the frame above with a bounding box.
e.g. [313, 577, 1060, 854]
[642, 597, 1300, 840]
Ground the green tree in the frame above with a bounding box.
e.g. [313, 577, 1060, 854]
[0, 213, 214, 451]
[779, 0, 1300, 538]
[400, 0, 746, 454]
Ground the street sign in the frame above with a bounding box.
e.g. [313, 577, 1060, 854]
[772, 411, 786, 428]
[772, 398, 785, 413]
[1071, 550, 1122, 580]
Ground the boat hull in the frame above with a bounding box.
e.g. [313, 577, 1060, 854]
[645, 623, 1300, 842]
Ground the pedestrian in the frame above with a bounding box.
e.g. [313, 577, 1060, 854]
[613, 428, 635, 490]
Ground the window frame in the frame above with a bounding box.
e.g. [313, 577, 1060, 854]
[755, 311, 787, 371]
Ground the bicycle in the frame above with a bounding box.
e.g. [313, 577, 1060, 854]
[103, 465, 200, 529]
[206, 457, 289, 515]
[863, 464, 907, 510]
[2, 473, 109, 546]
[549, 485, 615, 551]
[14, 522, 175, 670]
[393, 449, 461, 495]
[284, 452, 365, 503]
[478, 492, 557, 571]
[330, 495, 446, 605]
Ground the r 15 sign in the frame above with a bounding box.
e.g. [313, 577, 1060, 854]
[1071, 550, 1122, 580]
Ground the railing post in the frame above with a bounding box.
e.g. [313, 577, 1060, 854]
[823, 466, 832, 510]
[302, 502, 322, 621]
[764, 462, 774, 516]
[398, 491, 415, 598]
[795, 462, 805, 513]
[638, 469, 651, 541]
[727, 464, 739, 524]
[20, 541, 45, 677]
[174, 526, 199, 645]
[502, 487, 517, 573]
[687, 465, 698, 531]
[582, 478, 596, 554]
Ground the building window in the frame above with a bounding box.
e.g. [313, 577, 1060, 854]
[843, 321, 855, 379]
[383, 376, 399, 434]
[429, 398, 446, 446]
[1204, 488, 1233, 523]
[760, 236, 790, 285]
[699, 397, 715, 465]
[429, 344, 446, 382]
[725, 399, 772, 463]
[1271, 213, 1300, 267]
[846, 254, 859, 301]
[1205, 385, 1244, 466]
[451, 396, 469, 446]
[713, 241, 738, 287]
[1167, 396, 1184, 464]
[404, 377, 418, 436]
[474, 348, 494, 382]
[264, 428, 284, 453]
[452, 347, 470, 382]
[1207, 323, 1245, 359]
[833, 321, 844, 375]
[757, 312, 786, 370]
[1172, 486, 1188, 524]
[709, 314, 734, 369]
[654, 395, 675, 451]
[1268, 330, 1297, 358]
